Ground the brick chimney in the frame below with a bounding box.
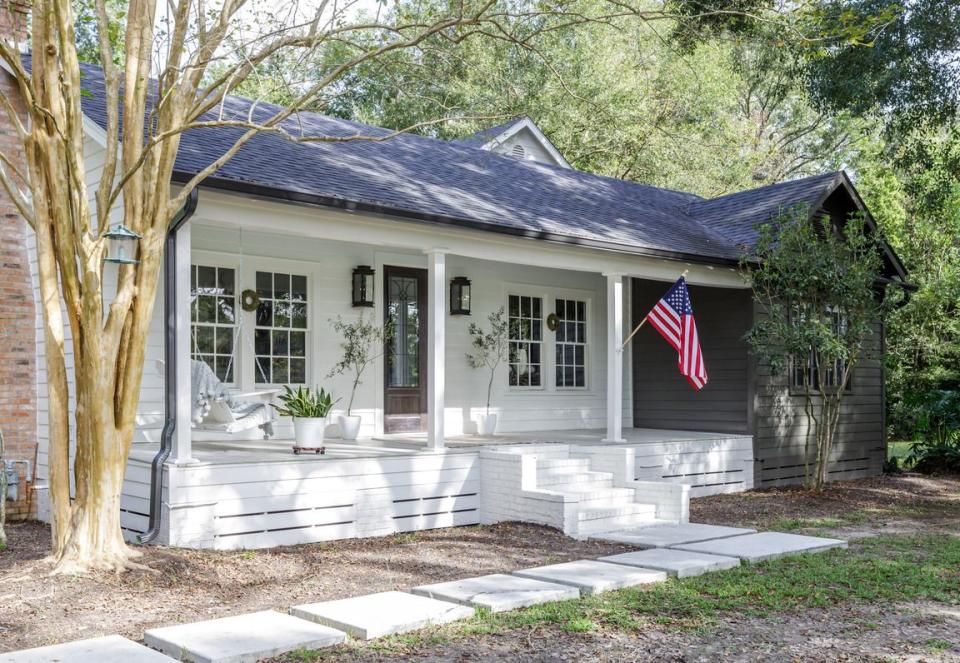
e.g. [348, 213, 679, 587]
[0, 0, 38, 522]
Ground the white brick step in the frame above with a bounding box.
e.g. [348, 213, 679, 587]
[565, 487, 637, 504]
[535, 458, 591, 471]
[575, 507, 660, 536]
[544, 478, 615, 492]
[577, 503, 656, 522]
[537, 468, 612, 485]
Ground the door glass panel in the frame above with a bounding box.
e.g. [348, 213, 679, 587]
[387, 275, 420, 388]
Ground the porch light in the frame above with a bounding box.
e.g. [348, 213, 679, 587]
[352, 265, 375, 307]
[450, 276, 471, 315]
[103, 224, 141, 264]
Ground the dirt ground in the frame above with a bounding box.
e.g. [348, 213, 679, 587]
[1, 473, 958, 659]
[0, 521, 631, 652]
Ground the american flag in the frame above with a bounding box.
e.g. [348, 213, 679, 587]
[646, 276, 708, 390]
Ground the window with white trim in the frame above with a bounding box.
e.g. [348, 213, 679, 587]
[254, 270, 308, 385]
[508, 294, 542, 387]
[555, 298, 586, 388]
[790, 307, 851, 391]
[191, 265, 236, 383]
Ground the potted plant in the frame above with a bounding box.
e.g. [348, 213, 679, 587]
[272, 385, 337, 449]
[467, 307, 509, 436]
[328, 314, 391, 440]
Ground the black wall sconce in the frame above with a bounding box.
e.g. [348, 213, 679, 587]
[450, 276, 471, 315]
[352, 265, 375, 307]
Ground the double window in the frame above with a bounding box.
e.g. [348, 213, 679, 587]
[190, 265, 237, 383]
[507, 293, 589, 390]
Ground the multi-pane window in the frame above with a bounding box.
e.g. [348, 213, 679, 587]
[508, 294, 542, 387]
[254, 271, 308, 385]
[555, 298, 586, 388]
[790, 307, 850, 391]
[191, 265, 236, 383]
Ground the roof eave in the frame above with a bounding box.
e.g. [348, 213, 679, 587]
[175, 171, 741, 268]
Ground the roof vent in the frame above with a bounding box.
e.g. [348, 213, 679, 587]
[511, 144, 526, 160]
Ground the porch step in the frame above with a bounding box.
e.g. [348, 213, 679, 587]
[564, 487, 637, 506]
[575, 504, 659, 537]
[544, 478, 615, 492]
[535, 458, 591, 472]
[536, 468, 610, 486]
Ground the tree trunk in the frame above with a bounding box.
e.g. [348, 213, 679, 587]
[0, 429, 7, 549]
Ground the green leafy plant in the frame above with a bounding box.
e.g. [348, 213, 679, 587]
[466, 307, 509, 415]
[272, 385, 337, 419]
[907, 390, 960, 473]
[742, 205, 894, 490]
[328, 314, 393, 416]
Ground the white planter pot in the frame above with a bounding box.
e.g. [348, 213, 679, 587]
[476, 413, 498, 436]
[292, 416, 327, 448]
[339, 414, 362, 441]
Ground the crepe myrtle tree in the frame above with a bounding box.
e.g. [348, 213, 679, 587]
[742, 205, 893, 490]
[467, 307, 509, 416]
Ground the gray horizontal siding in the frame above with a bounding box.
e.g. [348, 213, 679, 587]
[752, 303, 886, 487]
[631, 279, 751, 434]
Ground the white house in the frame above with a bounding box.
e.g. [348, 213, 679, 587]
[22, 62, 911, 550]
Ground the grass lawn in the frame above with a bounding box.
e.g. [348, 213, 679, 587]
[283, 533, 960, 661]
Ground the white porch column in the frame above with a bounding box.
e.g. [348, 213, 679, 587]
[170, 222, 194, 464]
[426, 250, 446, 450]
[603, 272, 626, 443]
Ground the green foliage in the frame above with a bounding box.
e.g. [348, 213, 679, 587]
[327, 314, 392, 415]
[272, 385, 337, 419]
[73, 0, 126, 65]
[742, 206, 890, 488]
[907, 390, 960, 473]
[466, 308, 509, 414]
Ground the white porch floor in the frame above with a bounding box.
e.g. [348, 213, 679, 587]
[127, 427, 750, 465]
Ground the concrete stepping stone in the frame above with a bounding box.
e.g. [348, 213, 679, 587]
[411, 573, 579, 612]
[599, 548, 740, 578]
[512, 559, 667, 595]
[291, 590, 474, 640]
[592, 522, 756, 548]
[0, 635, 175, 663]
[143, 609, 346, 663]
[673, 532, 848, 563]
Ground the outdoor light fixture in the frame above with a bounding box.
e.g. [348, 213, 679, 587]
[352, 265, 376, 307]
[103, 224, 141, 264]
[450, 276, 471, 315]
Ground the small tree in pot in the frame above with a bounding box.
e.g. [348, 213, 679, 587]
[272, 386, 337, 451]
[328, 314, 392, 440]
[467, 308, 509, 435]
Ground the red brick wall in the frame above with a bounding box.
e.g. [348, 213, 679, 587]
[0, 0, 39, 521]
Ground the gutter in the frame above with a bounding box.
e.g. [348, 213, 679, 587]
[139, 189, 199, 544]
[170, 172, 743, 269]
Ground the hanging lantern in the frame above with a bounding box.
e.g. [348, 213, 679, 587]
[449, 276, 471, 315]
[352, 265, 375, 307]
[103, 224, 141, 264]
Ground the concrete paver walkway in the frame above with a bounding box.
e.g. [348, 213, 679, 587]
[0, 635, 175, 663]
[291, 591, 474, 640]
[673, 531, 848, 563]
[512, 559, 667, 595]
[599, 548, 741, 578]
[412, 573, 580, 612]
[143, 610, 346, 663]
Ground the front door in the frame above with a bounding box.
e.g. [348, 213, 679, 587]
[383, 266, 428, 433]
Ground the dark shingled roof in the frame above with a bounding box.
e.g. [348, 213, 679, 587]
[69, 58, 861, 266]
[686, 172, 842, 247]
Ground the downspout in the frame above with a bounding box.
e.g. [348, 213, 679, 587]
[140, 189, 199, 544]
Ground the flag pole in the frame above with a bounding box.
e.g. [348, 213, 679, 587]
[620, 269, 689, 351]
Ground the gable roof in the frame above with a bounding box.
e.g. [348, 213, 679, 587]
[454, 116, 572, 169]
[62, 57, 908, 279]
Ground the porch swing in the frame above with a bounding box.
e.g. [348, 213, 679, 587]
[159, 238, 280, 440]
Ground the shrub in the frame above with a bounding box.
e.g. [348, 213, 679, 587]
[907, 390, 960, 473]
